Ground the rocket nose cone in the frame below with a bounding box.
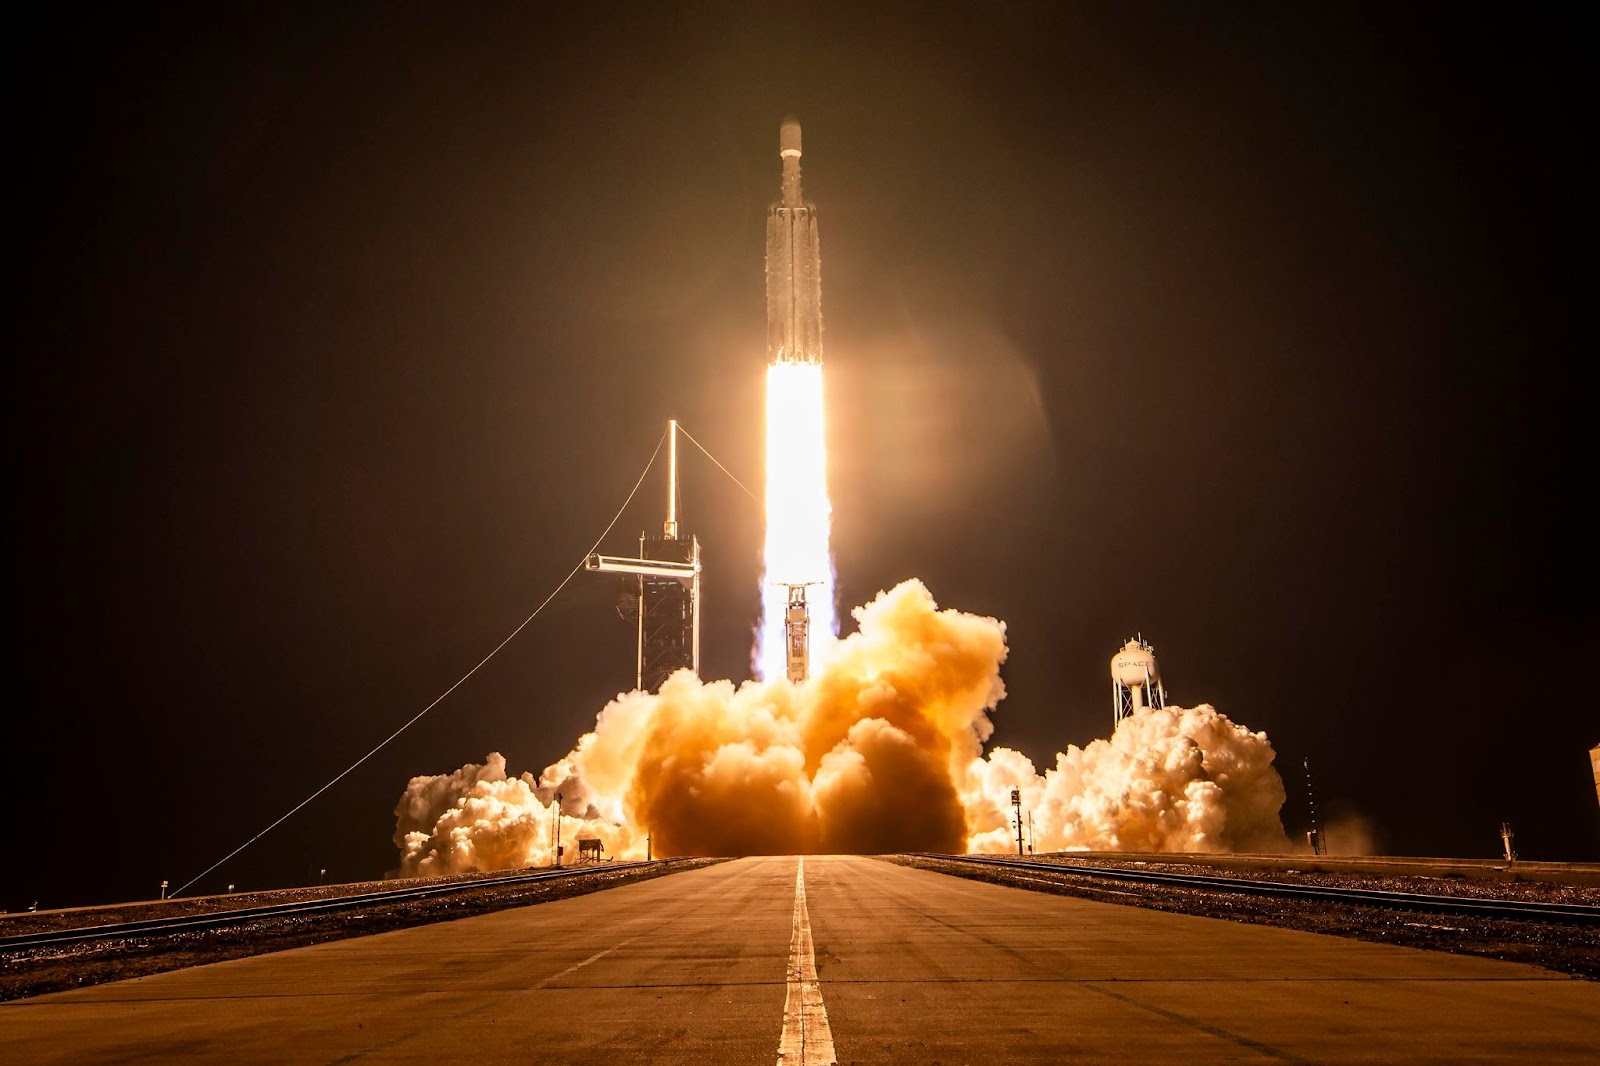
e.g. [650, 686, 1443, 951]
[780, 116, 802, 156]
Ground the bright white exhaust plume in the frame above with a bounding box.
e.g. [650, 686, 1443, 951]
[757, 361, 835, 678]
[394, 580, 1290, 873]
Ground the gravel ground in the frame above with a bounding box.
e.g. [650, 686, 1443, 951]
[10, 854, 1593, 1003]
[0, 859, 726, 1002]
[1017, 854, 1600, 905]
[0, 865, 613, 936]
[892, 854, 1600, 979]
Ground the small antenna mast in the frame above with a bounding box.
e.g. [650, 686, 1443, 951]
[1304, 756, 1325, 856]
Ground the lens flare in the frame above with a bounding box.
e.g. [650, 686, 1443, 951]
[757, 361, 836, 679]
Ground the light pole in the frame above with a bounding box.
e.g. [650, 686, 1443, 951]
[552, 791, 564, 868]
[1011, 789, 1023, 856]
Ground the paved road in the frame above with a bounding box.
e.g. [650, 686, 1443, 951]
[3, 856, 1595, 1063]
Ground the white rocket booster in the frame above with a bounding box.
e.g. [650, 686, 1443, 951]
[767, 116, 823, 366]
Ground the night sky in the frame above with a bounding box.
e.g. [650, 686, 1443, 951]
[15, 5, 1594, 911]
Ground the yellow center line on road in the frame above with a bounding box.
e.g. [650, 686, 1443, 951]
[776, 857, 836, 1066]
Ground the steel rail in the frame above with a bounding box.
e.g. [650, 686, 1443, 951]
[924, 854, 1600, 925]
[1, 860, 677, 953]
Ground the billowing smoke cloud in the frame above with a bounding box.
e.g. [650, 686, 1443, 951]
[393, 752, 640, 875]
[960, 706, 1289, 854]
[395, 580, 1289, 874]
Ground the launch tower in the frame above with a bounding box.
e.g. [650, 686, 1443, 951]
[1111, 635, 1167, 727]
[586, 421, 701, 691]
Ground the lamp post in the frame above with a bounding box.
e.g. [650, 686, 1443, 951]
[1011, 789, 1023, 856]
[552, 791, 564, 868]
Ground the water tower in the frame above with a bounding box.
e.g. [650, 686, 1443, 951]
[1111, 635, 1166, 727]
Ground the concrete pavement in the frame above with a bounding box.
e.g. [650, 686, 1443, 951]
[806, 857, 1598, 1064]
[2, 855, 1595, 1063]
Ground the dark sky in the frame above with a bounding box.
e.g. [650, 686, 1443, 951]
[14, 4, 1594, 910]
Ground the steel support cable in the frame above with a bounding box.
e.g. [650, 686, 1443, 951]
[675, 423, 760, 503]
[174, 428, 669, 898]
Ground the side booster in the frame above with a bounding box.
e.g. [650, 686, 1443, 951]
[767, 116, 822, 365]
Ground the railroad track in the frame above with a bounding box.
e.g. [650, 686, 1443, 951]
[0, 860, 678, 953]
[925, 854, 1600, 925]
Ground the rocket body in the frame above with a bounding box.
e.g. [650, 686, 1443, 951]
[766, 117, 823, 365]
[758, 118, 835, 680]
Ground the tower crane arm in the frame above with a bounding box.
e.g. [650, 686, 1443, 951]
[584, 554, 699, 582]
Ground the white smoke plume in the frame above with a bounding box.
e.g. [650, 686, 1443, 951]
[393, 752, 641, 875]
[394, 580, 1289, 873]
[960, 706, 1290, 854]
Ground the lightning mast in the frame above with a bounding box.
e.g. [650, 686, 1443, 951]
[1303, 756, 1326, 856]
[586, 420, 701, 690]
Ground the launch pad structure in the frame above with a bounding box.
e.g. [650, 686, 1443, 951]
[781, 582, 822, 683]
[585, 420, 701, 692]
